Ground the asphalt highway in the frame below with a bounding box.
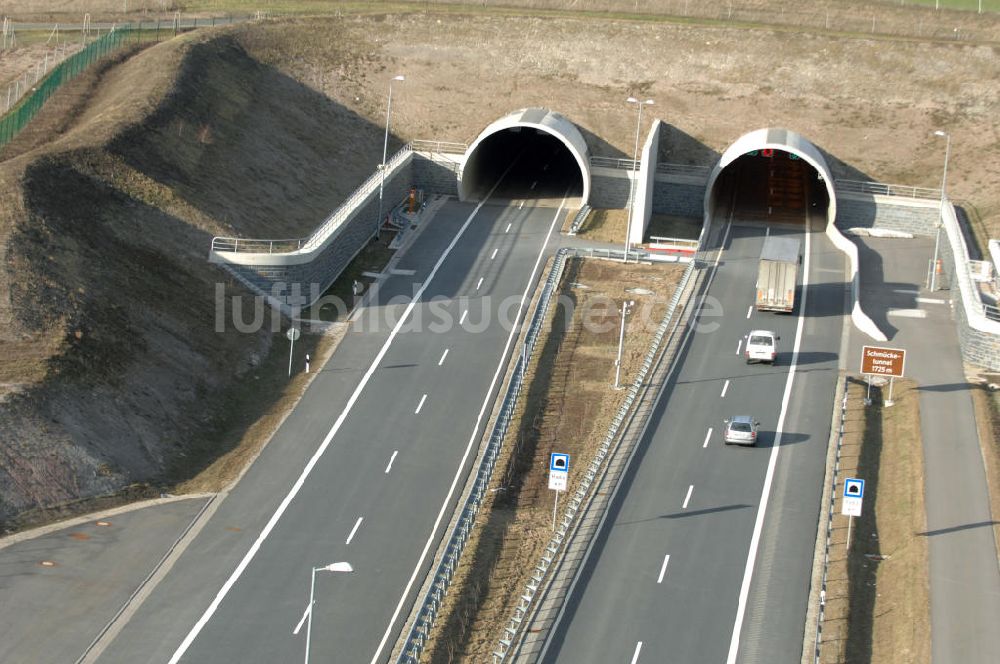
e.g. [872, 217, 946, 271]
[97, 195, 568, 663]
[539, 210, 844, 663]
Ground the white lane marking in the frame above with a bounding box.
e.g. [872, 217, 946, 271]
[531, 180, 537, 190]
[370, 197, 569, 664]
[459, 309, 468, 325]
[491, 248, 499, 260]
[727, 227, 811, 664]
[893, 288, 919, 295]
[346, 517, 363, 545]
[720, 380, 730, 398]
[519, 201, 524, 209]
[438, 348, 449, 366]
[505, 222, 512, 233]
[657, 555, 671, 584]
[630, 641, 643, 664]
[543, 163, 550, 171]
[888, 308, 927, 318]
[916, 297, 947, 305]
[736, 339, 743, 355]
[682, 485, 694, 509]
[293, 604, 311, 635]
[765, 227, 770, 237]
[476, 277, 484, 291]
[415, 394, 427, 414]
[384, 451, 398, 474]
[703, 428, 712, 449]
[167, 195, 497, 664]
[534, 216, 734, 664]
[746, 305, 753, 319]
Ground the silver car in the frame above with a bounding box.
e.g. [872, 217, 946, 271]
[723, 415, 760, 446]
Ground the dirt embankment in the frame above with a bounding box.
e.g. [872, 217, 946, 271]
[0, 26, 392, 530]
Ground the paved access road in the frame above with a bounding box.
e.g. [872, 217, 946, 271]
[97, 196, 568, 663]
[540, 212, 845, 664]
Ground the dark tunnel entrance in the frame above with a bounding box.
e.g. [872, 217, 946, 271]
[460, 128, 585, 205]
[710, 149, 829, 225]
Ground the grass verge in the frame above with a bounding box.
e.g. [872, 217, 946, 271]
[820, 376, 930, 664]
[420, 256, 684, 661]
[969, 377, 1000, 566]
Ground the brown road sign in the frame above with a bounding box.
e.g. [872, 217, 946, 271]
[860, 345, 906, 377]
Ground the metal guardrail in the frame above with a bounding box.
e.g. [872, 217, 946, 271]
[210, 140, 466, 254]
[836, 179, 941, 201]
[656, 162, 711, 179]
[566, 204, 591, 236]
[492, 256, 698, 662]
[396, 248, 573, 664]
[812, 378, 849, 663]
[649, 235, 700, 250]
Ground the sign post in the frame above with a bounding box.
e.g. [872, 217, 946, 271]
[286, 326, 301, 377]
[841, 477, 865, 552]
[548, 453, 569, 531]
[860, 346, 906, 407]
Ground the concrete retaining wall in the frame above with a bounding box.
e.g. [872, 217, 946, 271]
[589, 167, 632, 209]
[652, 178, 705, 219]
[835, 193, 941, 236]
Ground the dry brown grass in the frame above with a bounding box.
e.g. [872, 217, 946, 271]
[969, 378, 1000, 567]
[574, 207, 628, 244]
[820, 377, 930, 664]
[421, 256, 684, 662]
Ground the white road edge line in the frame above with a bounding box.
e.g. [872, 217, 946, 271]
[703, 428, 712, 449]
[438, 349, 449, 366]
[630, 641, 643, 664]
[415, 394, 427, 414]
[292, 604, 311, 635]
[346, 517, 363, 545]
[746, 305, 753, 319]
[369, 196, 568, 664]
[167, 194, 498, 664]
[385, 451, 398, 474]
[720, 379, 730, 398]
[736, 339, 743, 355]
[534, 215, 734, 664]
[682, 485, 694, 509]
[657, 555, 671, 584]
[726, 222, 811, 664]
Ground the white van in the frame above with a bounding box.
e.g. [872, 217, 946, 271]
[745, 330, 779, 364]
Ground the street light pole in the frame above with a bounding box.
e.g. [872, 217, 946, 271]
[304, 562, 353, 664]
[624, 97, 654, 263]
[377, 74, 405, 240]
[930, 130, 950, 292]
[614, 300, 636, 389]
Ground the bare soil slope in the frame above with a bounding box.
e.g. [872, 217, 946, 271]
[0, 26, 391, 529]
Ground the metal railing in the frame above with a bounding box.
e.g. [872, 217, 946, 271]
[492, 256, 698, 662]
[812, 378, 849, 663]
[210, 141, 466, 255]
[836, 179, 941, 201]
[649, 235, 700, 251]
[590, 155, 637, 171]
[566, 204, 591, 235]
[656, 162, 711, 179]
[396, 247, 572, 664]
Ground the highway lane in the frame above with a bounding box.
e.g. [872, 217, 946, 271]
[98, 197, 567, 663]
[540, 211, 843, 663]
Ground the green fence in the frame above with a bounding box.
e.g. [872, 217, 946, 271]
[0, 27, 151, 148]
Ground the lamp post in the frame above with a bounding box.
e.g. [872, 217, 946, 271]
[304, 561, 353, 664]
[377, 74, 405, 240]
[614, 300, 636, 389]
[930, 129, 950, 292]
[624, 97, 654, 263]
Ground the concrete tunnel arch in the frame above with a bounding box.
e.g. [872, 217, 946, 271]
[703, 127, 837, 229]
[702, 127, 887, 342]
[459, 108, 590, 205]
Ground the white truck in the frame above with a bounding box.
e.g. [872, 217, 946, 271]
[755, 236, 801, 313]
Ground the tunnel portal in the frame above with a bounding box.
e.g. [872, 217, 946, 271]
[459, 108, 590, 206]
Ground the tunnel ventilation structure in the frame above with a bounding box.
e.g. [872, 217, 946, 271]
[459, 108, 590, 205]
